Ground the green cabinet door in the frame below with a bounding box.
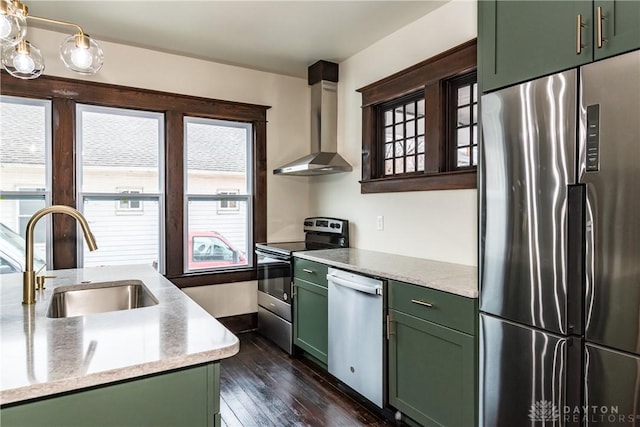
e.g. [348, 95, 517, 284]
[293, 278, 328, 366]
[594, 1, 640, 60]
[479, 0, 592, 92]
[388, 310, 476, 427]
[1, 363, 220, 427]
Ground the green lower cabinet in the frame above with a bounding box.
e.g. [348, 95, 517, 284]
[1, 362, 221, 427]
[388, 310, 476, 427]
[293, 278, 328, 366]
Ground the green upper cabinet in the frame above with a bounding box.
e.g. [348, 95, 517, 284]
[479, 0, 640, 93]
[594, 1, 640, 60]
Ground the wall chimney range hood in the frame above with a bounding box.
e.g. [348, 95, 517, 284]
[274, 60, 352, 176]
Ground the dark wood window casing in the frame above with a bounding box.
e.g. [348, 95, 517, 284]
[358, 39, 477, 193]
[1, 72, 269, 288]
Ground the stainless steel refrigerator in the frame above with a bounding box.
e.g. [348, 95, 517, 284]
[480, 49, 640, 426]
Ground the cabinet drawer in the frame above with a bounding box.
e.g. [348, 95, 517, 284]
[293, 258, 328, 287]
[388, 280, 477, 334]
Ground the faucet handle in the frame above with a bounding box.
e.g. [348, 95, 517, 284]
[36, 274, 56, 291]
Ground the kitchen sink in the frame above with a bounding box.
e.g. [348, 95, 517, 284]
[47, 280, 159, 318]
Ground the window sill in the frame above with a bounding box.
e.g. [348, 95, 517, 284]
[359, 169, 476, 193]
[167, 268, 256, 288]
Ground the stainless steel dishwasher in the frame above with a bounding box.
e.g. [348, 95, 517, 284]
[327, 267, 384, 408]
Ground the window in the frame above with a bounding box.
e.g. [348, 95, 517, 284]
[358, 39, 477, 193]
[1, 74, 268, 286]
[217, 190, 240, 213]
[0, 96, 51, 273]
[449, 73, 478, 169]
[77, 104, 164, 271]
[116, 188, 144, 213]
[381, 94, 425, 176]
[184, 117, 252, 273]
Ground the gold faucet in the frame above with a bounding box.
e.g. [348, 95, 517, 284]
[23, 205, 98, 305]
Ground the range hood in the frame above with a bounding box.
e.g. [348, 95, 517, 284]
[274, 61, 352, 176]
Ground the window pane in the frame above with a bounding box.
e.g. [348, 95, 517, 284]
[79, 106, 162, 193]
[0, 199, 47, 273]
[395, 158, 404, 174]
[473, 83, 478, 100]
[82, 198, 160, 267]
[473, 125, 478, 145]
[457, 148, 471, 167]
[406, 138, 415, 155]
[0, 97, 50, 191]
[473, 104, 478, 125]
[457, 107, 470, 126]
[406, 102, 416, 117]
[385, 126, 393, 143]
[417, 99, 425, 118]
[187, 199, 249, 271]
[385, 160, 393, 175]
[186, 119, 249, 194]
[394, 106, 404, 123]
[394, 123, 404, 140]
[473, 146, 478, 166]
[406, 120, 415, 138]
[417, 154, 425, 171]
[385, 143, 393, 159]
[457, 127, 471, 146]
[417, 117, 425, 136]
[384, 110, 393, 126]
[457, 85, 471, 106]
[395, 141, 404, 157]
[406, 156, 415, 173]
[417, 136, 425, 154]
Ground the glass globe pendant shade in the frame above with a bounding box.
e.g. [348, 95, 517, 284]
[1, 40, 44, 79]
[60, 33, 103, 74]
[0, 0, 26, 46]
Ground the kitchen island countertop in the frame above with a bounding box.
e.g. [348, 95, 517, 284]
[0, 264, 238, 405]
[294, 248, 477, 298]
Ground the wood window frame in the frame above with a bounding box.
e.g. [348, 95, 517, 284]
[1, 72, 269, 288]
[358, 39, 477, 193]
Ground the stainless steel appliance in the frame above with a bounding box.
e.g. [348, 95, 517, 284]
[480, 49, 640, 425]
[327, 267, 384, 408]
[256, 217, 349, 354]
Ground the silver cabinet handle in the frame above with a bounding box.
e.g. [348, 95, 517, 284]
[411, 299, 433, 308]
[302, 268, 314, 273]
[596, 6, 606, 48]
[576, 14, 585, 54]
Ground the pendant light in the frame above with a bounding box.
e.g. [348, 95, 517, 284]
[0, 0, 103, 79]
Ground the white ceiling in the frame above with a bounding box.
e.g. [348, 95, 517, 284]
[27, 1, 448, 78]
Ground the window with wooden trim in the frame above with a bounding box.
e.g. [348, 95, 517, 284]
[448, 72, 478, 170]
[0, 72, 268, 287]
[358, 39, 477, 193]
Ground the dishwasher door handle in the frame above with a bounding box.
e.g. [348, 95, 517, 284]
[327, 275, 382, 295]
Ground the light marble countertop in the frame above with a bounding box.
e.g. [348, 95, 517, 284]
[294, 248, 478, 299]
[0, 264, 239, 405]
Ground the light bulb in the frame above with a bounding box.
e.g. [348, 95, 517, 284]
[13, 51, 34, 73]
[70, 46, 92, 69]
[0, 14, 11, 39]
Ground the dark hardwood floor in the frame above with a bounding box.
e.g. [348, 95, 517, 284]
[219, 332, 397, 427]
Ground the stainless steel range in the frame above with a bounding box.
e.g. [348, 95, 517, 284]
[255, 217, 349, 354]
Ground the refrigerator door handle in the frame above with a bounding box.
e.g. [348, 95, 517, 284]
[567, 184, 586, 335]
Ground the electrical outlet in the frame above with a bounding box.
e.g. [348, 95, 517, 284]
[376, 215, 384, 231]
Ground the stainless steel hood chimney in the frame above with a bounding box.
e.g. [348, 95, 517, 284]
[274, 61, 352, 176]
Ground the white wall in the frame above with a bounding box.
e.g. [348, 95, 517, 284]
[312, 0, 478, 266]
